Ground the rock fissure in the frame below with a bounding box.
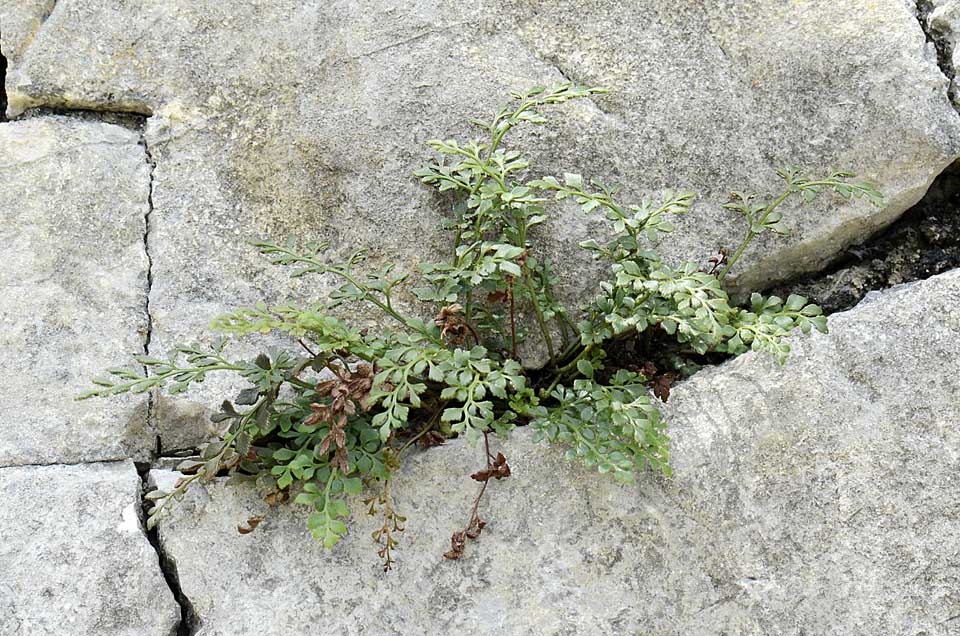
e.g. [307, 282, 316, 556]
[11, 104, 149, 129]
[529, 48, 620, 121]
[352, 24, 466, 60]
[1, 31, 7, 122]
[138, 131, 158, 455]
[917, 0, 958, 104]
[40, 0, 59, 25]
[543, 53, 575, 86]
[0, 457, 129, 471]
[136, 464, 200, 636]
[768, 159, 960, 313]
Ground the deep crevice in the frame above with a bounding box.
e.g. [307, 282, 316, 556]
[562, 161, 960, 384]
[0, 457, 130, 470]
[1, 30, 8, 122]
[133, 129, 195, 634]
[136, 463, 200, 636]
[917, 0, 958, 104]
[41, 0, 59, 25]
[13, 105, 148, 130]
[138, 131, 157, 446]
[767, 160, 960, 313]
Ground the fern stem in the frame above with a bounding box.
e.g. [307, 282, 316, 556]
[543, 343, 593, 397]
[508, 280, 517, 359]
[523, 266, 555, 362]
[719, 188, 794, 280]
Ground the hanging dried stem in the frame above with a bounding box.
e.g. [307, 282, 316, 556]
[444, 431, 510, 560]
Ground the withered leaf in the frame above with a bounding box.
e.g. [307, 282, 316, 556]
[237, 515, 265, 534]
[641, 361, 658, 379]
[491, 452, 510, 479]
[651, 372, 674, 403]
[471, 468, 491, 482]
[435, 304, 470, 344]
[418, 431, 447, 449]
[465, 517, 486, 539]
[264, 489, 289, 508]
[333, 447, 350, 474]
[443, 531, 466, 560]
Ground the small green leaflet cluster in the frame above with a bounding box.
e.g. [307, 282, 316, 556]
[79, 336, 246, 399]
[718, 166, 884, 279]
[584, 257, 826, 363]
[412, 84, 602, 359]
[436, 347, 526, 443]
[530, 369, 669, 481]
[541, 163, 882, 363]
[717, 292, 828, 360]
[79, 83, 884, 564]
[529, 174, 694, 252]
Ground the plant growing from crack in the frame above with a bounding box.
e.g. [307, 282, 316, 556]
[80, 83, 883, 569]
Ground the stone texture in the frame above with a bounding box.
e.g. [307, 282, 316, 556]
[927, 0, 960, 99]
[0, 116, 154, 466]
[153, 268, 960, 635]
[0, 0, 54, 68]
[3, 1, 956, 282]
[0, 460, 180, 635]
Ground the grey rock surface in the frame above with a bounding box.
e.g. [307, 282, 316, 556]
[0, 116, 156, 466]
[927, 0, 960, 97]
[0, 0, 53, 68]
[153, 268, 960, 635]
[0, 460, 180, 635]
[3, 0, 958, 336]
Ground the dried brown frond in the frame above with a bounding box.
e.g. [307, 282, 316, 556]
[640, 361, 673, 403]
[237, 515, 265, 535]
[434, 303, 480, 345]
[444, 432, 507, 560]
[302, 364, 375, 473]
[366, 474, 406, 572]
[705, 247, 728, 277]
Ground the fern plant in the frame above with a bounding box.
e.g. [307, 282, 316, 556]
[81, 84, 883, 568]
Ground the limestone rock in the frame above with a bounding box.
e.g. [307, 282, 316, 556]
[4, 1, 958, 325]
[0, 461, 180, 635]
[927, 0, 960, 99]
[153, 268, 960, 635]
[0, 116, 154, 466]
[0, 0, 53, 68]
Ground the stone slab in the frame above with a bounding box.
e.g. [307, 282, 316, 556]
[7, 0, 960, 441]
[0, 116, 154, 466]
[3, 0, 957, 286]
[0, 460, 180, 635]
[0, 0, 54, 68]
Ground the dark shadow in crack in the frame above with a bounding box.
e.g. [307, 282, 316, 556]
[1, 32, 8, 122]
[768, 159, 960, 313]
[917, 0, 958, 103]
[136, 463, 201, 636]
[13, 105, 147, 130]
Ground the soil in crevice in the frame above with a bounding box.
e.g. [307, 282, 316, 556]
[767, 161, 960, 313]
